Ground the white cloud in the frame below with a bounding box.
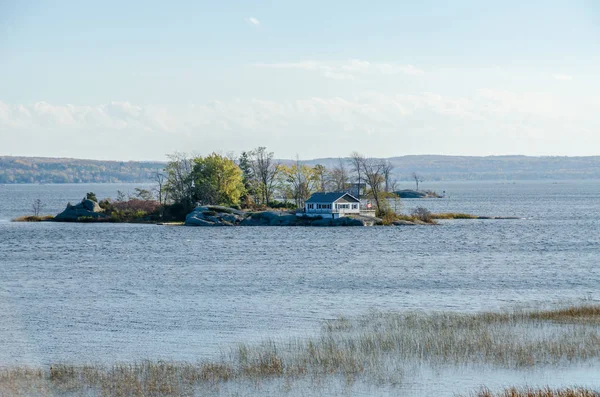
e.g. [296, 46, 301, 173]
[552, 73, 573, 81]
[323, 70, 356, 80]
[254, 59, 424, 80]
[246, 17, 260, 26]
[1, 90, 597, 160]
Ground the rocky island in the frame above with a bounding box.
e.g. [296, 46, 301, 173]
[16, 196, 519, 227]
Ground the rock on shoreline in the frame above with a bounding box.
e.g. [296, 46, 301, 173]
[54, 199, 109, 222]
[185, 206, 381, 227]
[394, 189, 442, 198]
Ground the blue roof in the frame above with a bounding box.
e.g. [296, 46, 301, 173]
[305, 192, 359, 203]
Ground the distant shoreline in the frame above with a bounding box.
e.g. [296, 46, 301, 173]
[3, 155, 600, 184]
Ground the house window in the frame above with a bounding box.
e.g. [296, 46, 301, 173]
[308, 204, 314, 209]
[352, 204, 358, 209]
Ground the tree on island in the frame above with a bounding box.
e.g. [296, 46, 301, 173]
[164, 152, 195, 211]
[151, 171, 167, 205]
[382, 160, 395, 193]
[328, 158, 349, 192]
[312, 164, 327, 193]
[32, 199, 45, 216]
[85, 192, 98, 202]
[133, 188, 154, 201]
[360, 157, 389, 216]
[349, 152, 365, 199]
[412, 172, 423, 191]
[279, 157, 319, 208]
[238, 151, 256, 206]
[249, 147, 279, 206]
[192, 153, 246, 206]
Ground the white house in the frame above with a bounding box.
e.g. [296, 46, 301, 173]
[297, 192, 361, 219]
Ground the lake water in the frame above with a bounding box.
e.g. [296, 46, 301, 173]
[1, 181, 600, 395]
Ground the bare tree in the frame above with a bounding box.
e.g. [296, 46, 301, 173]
[349, 152, 365, 199]
[412, 206, 432, 223]
[165, 152, 195, 209]
[328, 158, 349, 192]
[32, 199, 45, 216]
[412, 172, 423, 191]
[313, 164, 327, 192]
[361, 158, 387, 215]
[134, 187, 154, 201]
[151, 171, 167, 205]
[116, 190, 126, 202]
[382, 160, 395, 192]
[250, 146, 279, 205]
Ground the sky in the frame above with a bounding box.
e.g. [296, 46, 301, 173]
[1, 0, 599, 161]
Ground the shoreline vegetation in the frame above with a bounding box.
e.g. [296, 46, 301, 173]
[11, 148, 520, 226]
[11, 215, 55, 222]
[11, 199, 518, 226]
[1, 304, 598, 396]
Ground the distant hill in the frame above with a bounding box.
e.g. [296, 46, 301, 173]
[1, 155, 599, 183]
[302, 155, 600, 181]
[0, 156, 165, 184]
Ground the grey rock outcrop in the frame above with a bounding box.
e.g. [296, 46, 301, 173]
[394, 189, 441, 198]
[54, 199, 108, 221]
[239, 211, 297, 226]
[184, 206, 381, 227]
[392, 220, 418, 226]
[185, 206, 247, 226]
[311, 215, 381, 227]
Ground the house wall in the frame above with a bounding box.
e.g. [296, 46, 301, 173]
[305, 202, 333, 214]
[301, 195, 361, 218]
[334, 202, 360, 214]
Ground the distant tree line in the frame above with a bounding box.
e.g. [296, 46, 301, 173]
[4, 155, 600, 184]
[0, 157, 164, 184]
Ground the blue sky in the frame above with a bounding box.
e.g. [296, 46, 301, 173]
[1, 1, 599, 160]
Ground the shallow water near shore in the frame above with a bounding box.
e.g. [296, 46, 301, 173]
[1, 180, 600, 395]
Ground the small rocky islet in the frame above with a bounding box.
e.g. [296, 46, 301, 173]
[50, 200, 391, 226]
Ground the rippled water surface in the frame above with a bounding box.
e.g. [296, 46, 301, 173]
[1, 181, 599, 395]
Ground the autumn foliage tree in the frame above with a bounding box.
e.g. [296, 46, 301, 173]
[192, 153, 246, 207]
[279, 158, 319, 208]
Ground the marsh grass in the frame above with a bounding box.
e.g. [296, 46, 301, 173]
[473, 387, 600, 397]
[431, 212, 479, 219]
[1, 304, 599, 396]
[383, 212, 481, 224]
[11, 215, 54, 222]
[525, 305, 600, 323]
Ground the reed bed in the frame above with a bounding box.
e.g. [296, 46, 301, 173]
[472, 387, 600, 397]
[11, 215, 54, 222]
[1, 304, 599, 396]
[431, 213, 479, 219]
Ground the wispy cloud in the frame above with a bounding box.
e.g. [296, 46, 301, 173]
[2, 89, 596, 159]
[552, 73, 573, 81]
[246, 17, 260, 26]
[254, 59, 424, 80]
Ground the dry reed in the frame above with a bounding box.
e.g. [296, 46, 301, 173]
[473, 387, 600, 397]
[11, 215, 54, 222]
[1, 304, 598, 396]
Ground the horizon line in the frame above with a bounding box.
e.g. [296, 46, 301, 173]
[2, 153, 600, 163]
